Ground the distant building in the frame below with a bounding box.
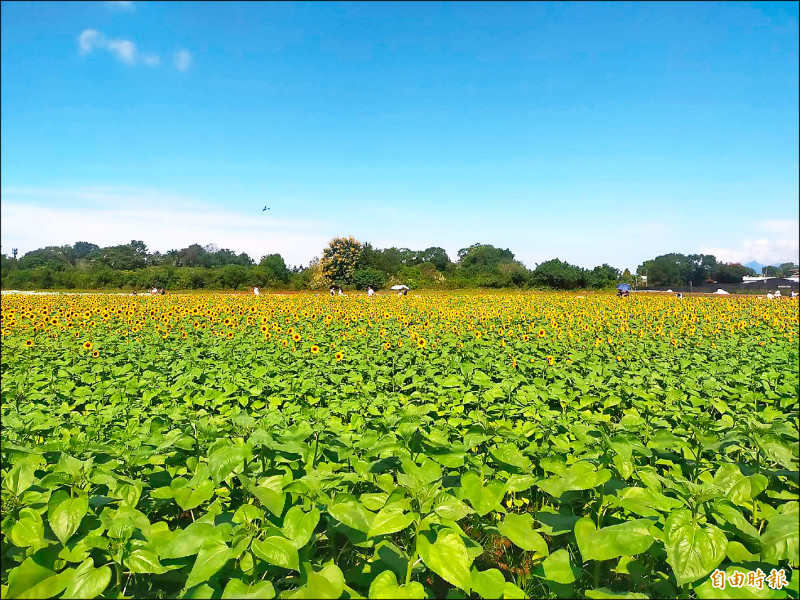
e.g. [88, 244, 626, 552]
[741, 276, 799, 290]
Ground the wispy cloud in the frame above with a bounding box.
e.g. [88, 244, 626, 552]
[78, 29, 157, 66]
[0, 186, 332, 267]
[699, 220, 800, 265]
[174, 50, 192, 71]
[106, 1, 135, 10]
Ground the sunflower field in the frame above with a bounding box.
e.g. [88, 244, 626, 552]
[1, 292, 798, 599]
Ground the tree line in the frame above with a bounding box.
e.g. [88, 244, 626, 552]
[1, 239, 796, 291]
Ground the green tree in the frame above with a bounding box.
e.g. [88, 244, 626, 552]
[18, 246, 74, 271]
[322, 236, 362, 286]
[638, 253, 697, 286]
[587, 264, 621, 288]
[711, 262, 756, 283]
[457, 243, 515, 271]
[353, 267, 387, 290]
[532, 258, 587, 289]
[416, 247, 451, 271]
[73, 241, 100, 261]
[177, 244, 210, 267]
[259, 254, 291, 283]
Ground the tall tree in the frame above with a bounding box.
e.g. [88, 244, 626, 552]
[457, 244, 515, 271]
[73, 242, 100, 261]
[321, 236, 363, 286]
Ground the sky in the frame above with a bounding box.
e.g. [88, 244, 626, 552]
[1, 1, 798, 271]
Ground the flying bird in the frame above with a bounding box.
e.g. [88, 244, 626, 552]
[262, 206, 270, 211]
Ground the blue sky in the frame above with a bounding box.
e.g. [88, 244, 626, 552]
[2, 1, 798, 270]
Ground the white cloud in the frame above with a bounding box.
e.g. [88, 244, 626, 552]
[105, 39, 137, 64]
[0, 187, 333, 267]
[77, 29, 159, 67]
[141, 53, 161, 66]
[106, 1, 135, 10]
[174, 50, 192, 71]
[78, 29, 102, 54]
[699, 220, 800, 265]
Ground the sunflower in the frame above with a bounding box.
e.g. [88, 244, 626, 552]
[292, 332, 302, 342]
[82, 341, 93, 350]
[92, 350, 100, 358]
[335, 351, 344, 362]
[310, 345, 320, 354]
[24, 339, 34, 348]
[417, 337, 427, 348]
[616, 355, 622, 361]
[522, 334, 530, 342]
[537, 328, 546, 338]
[546, 355, 555, 366]
[181, 331, 188, 339]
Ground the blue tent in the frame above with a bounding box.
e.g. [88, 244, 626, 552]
[616, 283, 632, 292]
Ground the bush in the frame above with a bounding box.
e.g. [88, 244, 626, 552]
[353, 268, 387, 290]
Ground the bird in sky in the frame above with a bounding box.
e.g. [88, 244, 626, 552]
[262, 206, 270, 211]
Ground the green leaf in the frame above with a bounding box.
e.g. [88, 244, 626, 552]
[282, 506, 320, 549]
[534, 510, 579, 536]
[233, 504, 264, 524]
[368, 506, 415, 538]
[284, 564, 345, 599]
[417, 530, 473, 593]
[48, 490, 89, 545]
[251, 536, 299, 571]
[459, 472, 507, 516]
[536, 462, 612, 498]
[221, 579, 275, 599]
[760, 513, 799, 564]
[490, 444, 531, 471]
[502, 582, 527, 599]
[497, 513, 548, 556]
[173, 478, 216, 511]
[368, 570, 426, 599]
[725, 541, 760, 563]
[664, 509, 728, 586]
[10, 508, 45, 550]
[433, 496, 474, 521]
[160, 522, 219, 559]
[470, 568, 506, 599]
[249, 476, 287, 517]
[4, 457, 40, 497]
[540, 548, 576, 584]
[185, 540, 232, 589]
[208, 444, 251, 484]
[329, 500, 374, 533]
[62, 559, 112, 599]
[126, 550, 168, 574]
[712, 500, 762, 544]
[574, 517, 654, 562]
[5, 557, 68, 599]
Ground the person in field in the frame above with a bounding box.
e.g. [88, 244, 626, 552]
[367, 286, 374, 296]
[253, 286, 260, 296]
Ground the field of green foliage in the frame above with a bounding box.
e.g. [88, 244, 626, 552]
[1, 292, 798, 599]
